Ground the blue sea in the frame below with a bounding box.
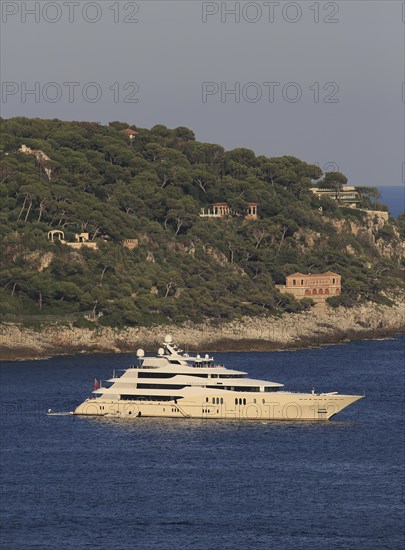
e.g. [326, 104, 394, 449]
[1, 337, 404, 550]
[378, 186, 404, 218]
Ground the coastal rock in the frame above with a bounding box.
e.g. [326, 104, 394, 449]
[0, 300, 403, 361]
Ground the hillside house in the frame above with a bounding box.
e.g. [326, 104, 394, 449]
[123, 128, 138, 140]
[276, 272, 341, 303]
[47, 230, 98, 250]
[200, 202, 258, 220]
[310, 186, 361, 207]
[121, 239, 139, 250]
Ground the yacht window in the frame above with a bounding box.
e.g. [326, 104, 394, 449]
[220, 398, 223, 405]
[138, 373, 177, 379]
[169, 360, 182, 365]
[139, 372, 209, 379]
[238, 398, 242, 405]
[235, 398, 238, 405]
[262, 399, 265, 404]
[121, 395, 182, 402]
[206, 397, 209, 402]
[243, 398, 246, 405]
[212, 398, 215, 404]
[137, 384, 186, 390]
[206, 385, 261, 392]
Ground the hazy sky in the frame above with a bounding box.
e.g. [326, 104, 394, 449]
[1, 1, 404, 187]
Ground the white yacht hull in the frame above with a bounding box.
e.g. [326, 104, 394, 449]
[74, 393, 363, 421]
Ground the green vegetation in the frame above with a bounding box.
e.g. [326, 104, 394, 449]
[0, 117, 402, 327]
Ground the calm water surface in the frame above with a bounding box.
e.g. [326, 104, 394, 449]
[1, 337, 404, 550]
[377, 186, 404, 218]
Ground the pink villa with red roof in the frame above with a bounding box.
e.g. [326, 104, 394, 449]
[276, 272, 341, 302]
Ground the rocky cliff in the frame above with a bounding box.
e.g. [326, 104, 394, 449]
[1, 300, 403, 361]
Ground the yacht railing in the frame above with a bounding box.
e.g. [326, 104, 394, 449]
[126, 362, 225, 369]
[128, 365, 157, 370]
[193, 363, 224, 368]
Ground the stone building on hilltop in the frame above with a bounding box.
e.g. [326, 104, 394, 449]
[276, 272, 341, 303]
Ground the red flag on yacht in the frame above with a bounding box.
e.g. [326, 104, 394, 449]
[93, 379, 100, 391]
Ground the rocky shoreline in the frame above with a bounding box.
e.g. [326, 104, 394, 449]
[0, 300, 403, 362]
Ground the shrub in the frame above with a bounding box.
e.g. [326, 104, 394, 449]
[326, 295, 356, 308]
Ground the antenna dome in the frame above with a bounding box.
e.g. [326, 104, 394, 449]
[158, 347, 164, 356]
[164, 334, 173, 343]
[136, 348, 145, 358]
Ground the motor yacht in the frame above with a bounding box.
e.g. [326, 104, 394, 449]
[73, 335, 363, 420]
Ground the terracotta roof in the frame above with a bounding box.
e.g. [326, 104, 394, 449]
[306, 273, 331, 278]
[287, 272, 340, 278]
[212, 202, 230, 207]
[123, 128, 138, 135]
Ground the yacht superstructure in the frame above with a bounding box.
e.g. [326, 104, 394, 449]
[74, 335, 363, 420]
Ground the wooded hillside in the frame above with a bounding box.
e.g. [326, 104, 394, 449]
[0, 117, 403, 326]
